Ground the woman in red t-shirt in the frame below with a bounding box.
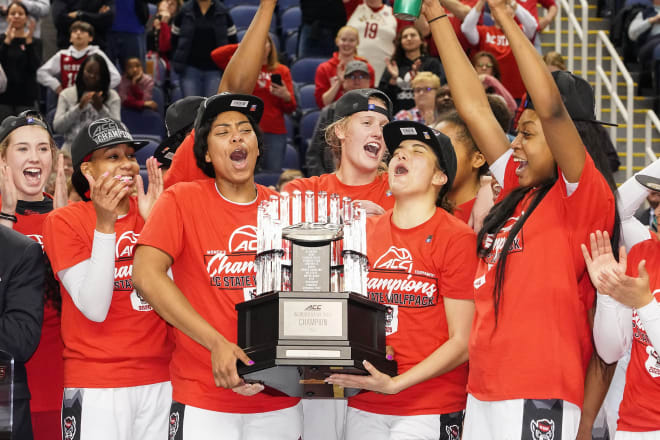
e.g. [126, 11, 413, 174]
[0, 111, 68, 440]
[326, 120, 477, 439]
[42, 117, 172, 440]
[133, 94, 301, 440]
[424, 0, 616, 437]
[314, 26, 376, 109]
[211, 34, 297, 173]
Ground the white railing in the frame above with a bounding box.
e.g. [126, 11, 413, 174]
[553, 0, 588, 79]
[645, 111, 660, 165]
[594, 31, 635, 178]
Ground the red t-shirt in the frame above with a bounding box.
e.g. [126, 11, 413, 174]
[468, 154, 614, 407]
[211, 44, 297, 134]
[475, 26, 525, 99]
[282, 173, 395, 214]
[2, 194, 65, 413]
[314, 52, 376, 109]
[60, 53, 86, 89]
[617, 239, 660, 432]
[163, 131, 206, 189]
[137, 180, 300, 413]
[453, 197, 476, 224]
[42, 197, 172, 388]
[517, 0, 556, 24]
[348, 209, 476, 415]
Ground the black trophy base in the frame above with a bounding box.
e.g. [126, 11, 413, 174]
[236, 291, 397, 398]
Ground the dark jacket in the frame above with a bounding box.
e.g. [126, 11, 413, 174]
[0, 227, 44, 401]
[379, 55, 445, 115]
[305, 104, 336, 176]
[52, 0, 116, 49]
[171, 0, 237, 73]
[0, 36, 41, 106]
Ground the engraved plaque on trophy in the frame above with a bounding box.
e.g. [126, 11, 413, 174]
[235, 193, 396, 398]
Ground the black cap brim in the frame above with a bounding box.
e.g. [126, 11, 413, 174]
[635, 174, 660, 192]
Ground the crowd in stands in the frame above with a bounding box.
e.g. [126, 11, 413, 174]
[5, 1, 660, 439]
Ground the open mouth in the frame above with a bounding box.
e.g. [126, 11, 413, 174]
[23, 168, 42, 185]
[115, 175, 134, 184]
[393, 164, 408, 176]
[363, 142, 380, 159]
[229, 147, 249, 169]
[513, 157, 528, 176]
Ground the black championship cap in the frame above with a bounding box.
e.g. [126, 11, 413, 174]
[525, 70, 617, 126]
[635, 174, 660, 192]
[334, 88, 393, 121]
[383, 120, 457, 194]
[71, 117, 148, 167]
[0, 111, 51, 143]
[194, 93, 265, 131]
[154, 96, 205, 167]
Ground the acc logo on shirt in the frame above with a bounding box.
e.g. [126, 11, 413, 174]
[116, 231, 139, 259]
[373, 246, 413, 273]
[229, 225, 257, 253]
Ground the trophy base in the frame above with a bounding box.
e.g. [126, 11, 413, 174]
[236, 291, 397, 398]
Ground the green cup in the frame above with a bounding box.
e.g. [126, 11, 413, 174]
[393, 0, 422, 21]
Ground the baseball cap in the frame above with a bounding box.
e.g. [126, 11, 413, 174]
[71, 117, 148, 167]
[334, 88, 393, 121]
[154, 96, 205, 167]
[524, 71, 617, 126]
[383, 120, 457, 194]
[635, 174, 660, 192]
[0, 111, 51, 143]
[194, 93, 264, 132]
[344, 60, 370, 78]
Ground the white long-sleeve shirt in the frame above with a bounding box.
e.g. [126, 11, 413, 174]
[628, 8, 660, 42]
[37, 45, 121, 92]
[461, 5, 537, 46]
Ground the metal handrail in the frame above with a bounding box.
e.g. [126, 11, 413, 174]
[645, 110, 660, 165]
[594, 31, 635, 178]
[553, 0, 588, 79]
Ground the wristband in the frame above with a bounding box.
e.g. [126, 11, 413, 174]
[428, 14, 448, 24]
[0, 212, 17, 223]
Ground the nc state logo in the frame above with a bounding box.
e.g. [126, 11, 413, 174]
[63, 415, 76, 440]
[168, 411, 179, 440]
[645, 345, 660, 378]
[373, 246, 413, 273]
[530, 418, 554, 440]
[116, 231, 139, 259]
[229, 225, 257, 253]
[446, 424, 459, 440]
[26, 234, 43, 247]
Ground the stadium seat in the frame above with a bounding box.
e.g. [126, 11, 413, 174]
[224, 0, 259, 7]
[297, 83, 318, 113]
[283, 144, 300, 170]
[135, 139, 159, 166]
[255, 172, 281, 187]
[121, 108, 166, 140]
[284, 31, 298, 63]
[151, 86, 165, 117]
[280, 6, 301, 37]
[230, 5, 277, 32]
[290, 57, 325, 85]
[299, 110, 320, 143]
[277, 0, 300, 13]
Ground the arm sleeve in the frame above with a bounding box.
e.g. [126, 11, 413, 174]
[36, 53, 62, 91]
[617, 159, 660, 220]
[489, 148, 513, 185]
[0, 242, 44, 362]
[58, 230, 116, 322]
[515, 5, 538, 39]
[638, 298, 660, 350]
[629, 12, 651, 42]
[460, 7, 480, 46]
[593, 293, 633, 363]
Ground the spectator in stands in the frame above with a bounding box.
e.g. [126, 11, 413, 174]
[628, 0, 660, 103]
[0, 0, 48, 39]
[37, 21, 120, 97]
[106, 0, 149, 68]
[51, 0, 115, 51]
[171, 0, 238, 98]
[346, 0, 398, 84]
[306, 60, 372, 176]
[394, 71, 443, 126]
[118, 56, 157, 111]
[315, 26, 375, 108]
[277, 169, 304, 191]
[635, 188, 660, 232]
[379, 24, 445, 115]
[0, 2, 41, 122]
[299, 0, 347, 58]
[471, 52, 516, 114]
[461, 0, 537, 100]
[516, 0, 557, 51]
[543, 50, 567, 72]
[53, 54, 120, 152]
[211, 35, 297, 172]
[147, 0, 176, 62]
[436, 84, 454, 115]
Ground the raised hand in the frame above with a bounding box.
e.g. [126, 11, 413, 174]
[53, 153, 68, 209]
[598, 259, 653, 309]
[4, 26, 15, 45]
[79, 91, 94, 109]
[580, 230, 627, 292]
[25, 17, 36, 44]
[0, 163, 17, 215]
[85, 171, 130, 233]
[385, 57, 399, 79]
[136, 157, 163, 221]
